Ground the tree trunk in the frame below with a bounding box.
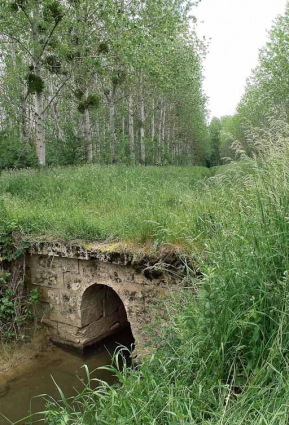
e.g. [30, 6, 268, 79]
[158, 97, 163, 165]
[128, 94, 135, 165]
[49, 81, 63, 140]
[34, 67, 45, 166]
[151, 98, 155, 163]
[96, 121, 100, 161]
[109, 84, 117, 164]
[122, 117, 125, 141]
[31, 1, 46, 166]
[171, 121, 176, 163]
[21, 84, 28, 140]
[140, 78, 146, 165]
[162, 105, 166, 160]
[83, 107, 93, 163]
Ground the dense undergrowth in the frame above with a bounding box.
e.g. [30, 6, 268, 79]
[0, 225, 40, 343]
[40, 123, 289, 424]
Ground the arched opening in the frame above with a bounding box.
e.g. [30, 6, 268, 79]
[80, 284, 134, 348]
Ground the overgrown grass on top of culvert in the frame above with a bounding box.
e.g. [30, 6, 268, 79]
[0, 165, 214, 248]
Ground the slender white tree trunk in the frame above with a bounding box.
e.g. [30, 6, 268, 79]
[151, 98, 155, 163]
[96, 121, 100, 161]
[100, 118, 106, 162]
[171, 121, 176, 163]
[122, 90, 125, 142]
[128, 93, 135, 165]
[151, 98, 155, 139]
[158, 97, 163, 165]
[162, 105, 166, 159]
[34, 67, 45, 166]
[122, 117, 125, 140]
[140, 77, 146, 164]
[83, 107, 93, 163]
[109, 84, 117, 163]
[32, 2, 46, 166]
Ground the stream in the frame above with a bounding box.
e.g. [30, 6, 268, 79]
[0, 330, 134, 424]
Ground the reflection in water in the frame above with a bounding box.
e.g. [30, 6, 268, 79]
[0, 330, 134, 425]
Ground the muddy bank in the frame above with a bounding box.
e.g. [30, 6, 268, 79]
[0, 327, 49, 375]
[0, 327, 50, 405]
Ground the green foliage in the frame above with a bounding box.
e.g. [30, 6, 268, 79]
[44, 1, 64, 24]
[98, 42, 109, 54]
[207, 117, 222, 166]
[0, 0, 209, 167]
[222, 5, 289, 157]
[44, 55, 62, 74]
[0, 222, 38, 343]
[219, 114, 245, 159]
[10, 0, 26, 12]
[74, 88, 84, 100]
[0, 270, 40, 342]
[111, 70, 127, 86]
[78, 94, 100, 113]
[0, 132, 37, 170]
[47, 130, 86, 166]
[25, 73, 45, 94]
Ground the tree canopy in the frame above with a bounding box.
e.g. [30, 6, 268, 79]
[0, 0, 209, 168]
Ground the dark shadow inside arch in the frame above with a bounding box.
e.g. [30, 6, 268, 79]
[80, 284, 134, 350]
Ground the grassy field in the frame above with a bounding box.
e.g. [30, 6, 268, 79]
[0, 165, 213, 248]
[37, 128, 289, 424]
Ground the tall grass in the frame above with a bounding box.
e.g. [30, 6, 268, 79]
[40, 121, 289, 424]
[0, 166, 211, 247]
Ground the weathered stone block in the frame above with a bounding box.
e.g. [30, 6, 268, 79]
[27, 255, 64, 289]
[78, 314, 119, 345]
[56, 323, 81, 345]
[81, 299, 103, 326]
[103, 294, 120, 317]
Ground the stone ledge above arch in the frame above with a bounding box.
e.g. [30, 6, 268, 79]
[25, 242, 189, 354]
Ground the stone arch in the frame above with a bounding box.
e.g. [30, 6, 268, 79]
[79, 283, 133, 348]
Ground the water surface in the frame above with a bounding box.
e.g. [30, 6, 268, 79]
[0, 331, 133, 424]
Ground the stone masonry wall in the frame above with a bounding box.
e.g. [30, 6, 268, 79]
[25, 251, 182, 353]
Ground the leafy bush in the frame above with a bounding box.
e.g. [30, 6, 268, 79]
[0, 269, 39, 342]
[0, 223, 39, 342]
[0, 131, 37, 170]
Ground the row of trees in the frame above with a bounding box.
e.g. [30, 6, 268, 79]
[208, 4, 289, 163]
[0, 0, 210, 168]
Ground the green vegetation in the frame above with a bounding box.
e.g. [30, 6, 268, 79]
[209, 4, 289, 161]
[0, 166, 212, 245]
[0, 0, 209, 168]
[1, 1, 289, 424]
[0, 270, 39, 342]
[0, 223, 40, 343]
[41, 122, 289, 425]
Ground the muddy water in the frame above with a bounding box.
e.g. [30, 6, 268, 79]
[0, 331, 134, 425]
